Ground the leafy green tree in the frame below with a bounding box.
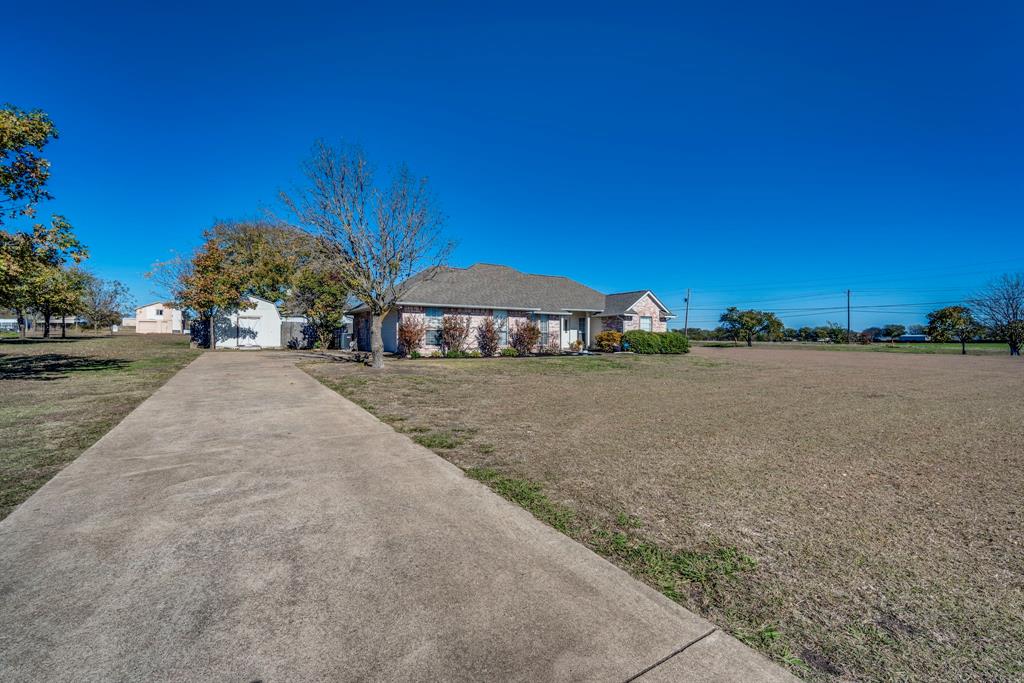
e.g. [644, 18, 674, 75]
[882, 324, 906, 342]
[206, 220, 313, 301]
[719, 307, 784, 347]
[925, 306, 978, 355]
[30, 265, 86, 337]
[287, 262, 350, 348]
[823, 321, 848, 344]
[174, 238, 254, 349]
[797, 326, 815, 342]
[80, 273, 135, 333]
[0, 216, 87, 337]
[1, 105, 59, 224]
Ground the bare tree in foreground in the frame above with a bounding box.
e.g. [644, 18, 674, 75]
[970, 273, 1024, 356]
[281, 142, 452, 368]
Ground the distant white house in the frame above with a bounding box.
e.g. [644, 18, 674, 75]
[214, 296, 282, 349]
[135, 302, 185, 334]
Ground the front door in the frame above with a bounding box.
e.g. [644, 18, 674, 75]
[578, 317, 587, 346]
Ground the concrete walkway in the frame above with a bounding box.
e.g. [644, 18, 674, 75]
[0, 352, 794, 682]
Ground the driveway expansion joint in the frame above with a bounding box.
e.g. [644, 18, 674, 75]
[622, 627, 718, 682]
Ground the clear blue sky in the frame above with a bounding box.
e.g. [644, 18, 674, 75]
[4, 1, 1022, 328]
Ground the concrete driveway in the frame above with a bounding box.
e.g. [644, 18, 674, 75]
[0, 352, 794, 682]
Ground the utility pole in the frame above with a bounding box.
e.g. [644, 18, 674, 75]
[683, 289, 691, 338]
[846, 289, 851, 344]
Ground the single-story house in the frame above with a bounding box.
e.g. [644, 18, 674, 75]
[135, 302, 186, 334]
[349, 263, 673, 354]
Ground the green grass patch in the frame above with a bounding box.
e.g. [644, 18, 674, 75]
[466, 467, 757, 605]
[0, 334, 199, 520]
[413, 426, 477, 450]
[465, 467, 577, 533]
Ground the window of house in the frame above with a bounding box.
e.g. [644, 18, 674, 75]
[640, 316, 653, 332]
[155, 309, 164, 317]
[538, 314, 549, 348]
[493, 310, 508, 346]
[426, 307, 443, 345]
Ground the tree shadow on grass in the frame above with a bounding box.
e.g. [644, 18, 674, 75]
[0, 354, 130, 381]
[0, 336, 111, 346]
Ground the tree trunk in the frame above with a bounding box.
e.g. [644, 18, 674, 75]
[370, 313, 385, 368]
[208, 314, 216, 350]
[61, 319, 66, 338]
[43, 312, 51, 338]
[16, 308, 26, 339]
[960, 337, 966, 355]
[746, 334, 753, 347]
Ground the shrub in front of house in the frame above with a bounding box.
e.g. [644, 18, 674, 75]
[509, 320, 541, 356]
[500, 347, 518, 356]
[476, 317, 500, 357]
[397, 317, 426, 357]
[595, 330, 622, 352]
[622, 330, 689, 354]
[440, 315, 471, 355]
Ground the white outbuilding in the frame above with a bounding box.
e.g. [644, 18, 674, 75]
[214, 296, 282, 349]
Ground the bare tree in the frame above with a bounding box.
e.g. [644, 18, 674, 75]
[280, 142, 452, 368]
[970, 273, 1024, 356]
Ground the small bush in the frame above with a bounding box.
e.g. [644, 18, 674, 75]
[445, 349, 468, 358]
[476, 317, 500, 357]
[595, 330, 622, 352]
[500, 347, 518, 357]
[622, 330, 689, 354]
[410, 349, 422, 359]
[440, 315, 471, 355]
[468, 350, 482, 358]
[397, 316, 426, 357]
[509, 320, 541, 355]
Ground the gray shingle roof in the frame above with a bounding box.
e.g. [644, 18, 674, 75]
[349, 264, 672, 317]
[600, 290, 674, 317]
[351, 263, 606, 313]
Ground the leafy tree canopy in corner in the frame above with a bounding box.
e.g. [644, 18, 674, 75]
[0, 104, 59, 224]
[719, 307, 784, 346]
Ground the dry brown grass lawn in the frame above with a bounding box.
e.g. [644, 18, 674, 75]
[305, 347, 1024, 681]
[0, 333, 199, 520]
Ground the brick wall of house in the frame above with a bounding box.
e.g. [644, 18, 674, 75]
[400, 306, 515, 355]
[621, 294, 668, 332]
[396, 307, 564, 355]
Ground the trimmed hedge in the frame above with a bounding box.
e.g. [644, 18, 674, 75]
[621, 330, 690, 354]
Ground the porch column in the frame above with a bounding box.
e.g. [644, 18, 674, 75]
[585, 316, 591, 349]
